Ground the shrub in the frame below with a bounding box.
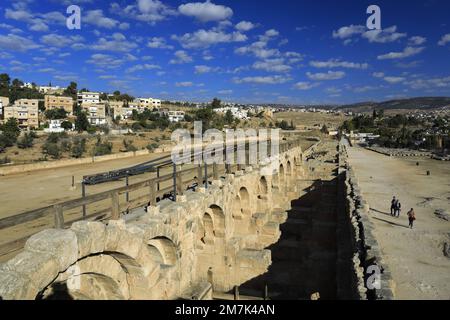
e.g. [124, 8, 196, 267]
[146, 143, 159, 152]
[123, 139, 137, 152]
[17, 133, 34, 149]
[42, 142, 61, 159]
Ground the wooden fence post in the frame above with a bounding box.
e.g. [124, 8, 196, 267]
[111, 191, 120, 220]
[53, 205, 64, 229]
[149, 182, 156, 206]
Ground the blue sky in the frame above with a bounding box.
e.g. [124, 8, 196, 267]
[0, 0, 449, 105]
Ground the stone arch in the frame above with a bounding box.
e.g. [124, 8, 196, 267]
[208, 205, 225, 237]
[239, 187, 251, 215]
[258, 176, 269, 196]
[36, 250, 144, 300]
[147, 236, 177, 267]
[279, 163, 285, 187]
[287, 160, 292, 176]
[196, 212, 215, 247]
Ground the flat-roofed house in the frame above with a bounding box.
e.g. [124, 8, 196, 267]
[4, 99, 39, 129]
[44, 95, 74, 114]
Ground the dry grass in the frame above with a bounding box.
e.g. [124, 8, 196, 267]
[274, 112, 350, 129]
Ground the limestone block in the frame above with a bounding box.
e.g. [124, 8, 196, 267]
[0, 270, 38, 300]
[71, 221, 106, 258]
[116, 230, 144, 259]
[3, 250, 59, 293]
[104, 224, 122, 252]
[25, 229, 78, 271]
[253, 212, 269, 228]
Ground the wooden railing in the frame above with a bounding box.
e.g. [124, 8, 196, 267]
[0, 140, 302, 258]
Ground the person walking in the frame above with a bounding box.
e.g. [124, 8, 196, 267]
[396, 201, 402, 218]
[390, 196, 397, 216]
[407, 208, 416, 229]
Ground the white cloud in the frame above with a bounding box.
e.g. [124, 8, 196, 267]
[264, 29, 279, 38]
[383, 76, 405, 84]
[438, 34, 450, 46]
[91, 33, 137, 52]
[310, 59, 368, 69]
[170, 50, 193, 64]
[333, 25, 406, 44]
[176, 81, 194, 87]
[218, 89, 232, 94]
[253, 59, 291, 73]
[40, 34, 83, 48]
[110, 0, 176, 25]
[294, 82, 319, 90]
[126, 64, 161, 73]
[332, 24, 365, 39]
[0, 33, 39, 51]
[233, 75, 291, 85]
[147, 37, 174, 49]
[372, 72, 385, 78]
[377, 46, 425, 60]
[235, 21, 255, 32]
[407, 76, 450, 89]
[84, 10, 120, 29]
[362, 26, 407, 43]
[306, 71, 345, 81]
[86, 53, 124, 68]
[172, 29, 247, 49]
[194, 65, 219, 74]
[178, 1, 233, 22]
[409, 36, 426, 46]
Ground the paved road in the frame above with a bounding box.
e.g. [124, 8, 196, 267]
[347, 145, 450, 300]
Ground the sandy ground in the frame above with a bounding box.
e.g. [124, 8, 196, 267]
[347, 145, 450, 300]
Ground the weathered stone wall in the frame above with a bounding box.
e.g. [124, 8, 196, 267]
[339, 144, 395, 300]
[0, 145, 307, 300]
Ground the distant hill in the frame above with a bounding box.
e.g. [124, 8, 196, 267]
[338, 97, 450, 112]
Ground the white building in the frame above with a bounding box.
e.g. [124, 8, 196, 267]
[136, 98, 162, 110]
[215, 107, 249, 120]
[78, 92, 100, 105]
[39, 86, 62, 94]
[44, 119, 65, 133]
[168, 111, 185, 123]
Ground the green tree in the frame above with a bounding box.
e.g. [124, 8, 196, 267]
[61, 121, 73, 131]
[71, 137, 86, 158]
[75, 112, 89, 132]
[17, 133, 34, 149]
[45, 108, 68, 120]
[0, 73, 10, 88]
[224, 110, 234, 125]
[211, 98, 221, 109]
[42, 142, 61, 159]
[0, 118, 21, 147]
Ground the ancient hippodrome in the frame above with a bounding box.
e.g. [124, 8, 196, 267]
[0, 138, 393, 300]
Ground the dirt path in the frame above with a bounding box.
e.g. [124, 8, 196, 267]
[347, 145, 450, 300]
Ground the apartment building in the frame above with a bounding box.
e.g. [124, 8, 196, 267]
[78, 92, 100, 105]
[0, 96, 10, 119]
[81, 103, 106, 125]
[44, 95, 74, 114]
[4, 99, 39, 129]
[136, 98, 162, 110]
[109, 100, 125, 120]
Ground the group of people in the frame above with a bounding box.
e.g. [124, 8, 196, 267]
[390, 196, 416, 229]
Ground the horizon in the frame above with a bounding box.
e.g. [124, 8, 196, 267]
[1, 0, 450, 105]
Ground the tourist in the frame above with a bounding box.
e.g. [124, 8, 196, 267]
[390, 196, 397, 216]
[407, 208, 416, 229]
[396, 201, 402, 218]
